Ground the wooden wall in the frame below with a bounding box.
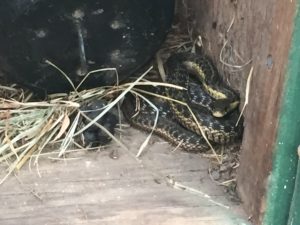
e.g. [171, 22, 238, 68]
[183, 0, 295, 224]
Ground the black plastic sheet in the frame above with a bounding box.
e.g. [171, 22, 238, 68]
[0, 0, 174, 94]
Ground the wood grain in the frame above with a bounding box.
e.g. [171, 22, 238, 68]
[185, 0, 295, 224]
[0, 129, 246, 225]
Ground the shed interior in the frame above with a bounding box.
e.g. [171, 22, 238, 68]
[0, 1, 296, 225]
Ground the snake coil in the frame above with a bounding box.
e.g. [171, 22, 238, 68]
[122, 52, 243, 151]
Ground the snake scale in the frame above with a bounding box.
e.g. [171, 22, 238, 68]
[121, 52, 243, 151]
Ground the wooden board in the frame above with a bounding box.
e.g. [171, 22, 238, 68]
[184, 0, 295, 224]
[0, 128, 247, 225]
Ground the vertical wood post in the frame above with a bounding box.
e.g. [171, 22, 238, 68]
[185, 0, 296, 224]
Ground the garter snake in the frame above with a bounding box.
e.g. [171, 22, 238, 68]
[122, 93, 210, 151]
[122, 52, 243, 151]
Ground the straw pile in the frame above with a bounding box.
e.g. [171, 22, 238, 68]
[0, 11, 248, 203]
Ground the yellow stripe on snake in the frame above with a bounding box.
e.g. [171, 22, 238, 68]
[122, 52, 243, 152]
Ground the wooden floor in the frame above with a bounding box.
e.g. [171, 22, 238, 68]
[0, 128, 249, 225]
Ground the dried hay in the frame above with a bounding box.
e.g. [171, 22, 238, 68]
[0, 5, 251, 207]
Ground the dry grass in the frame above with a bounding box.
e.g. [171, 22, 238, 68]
[0, 7, 248, 202]
[0, 62, 201, 184]
[0, 65, 164, 183]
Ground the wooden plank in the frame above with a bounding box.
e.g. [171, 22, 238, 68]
[185, 0, 295, 224]
[0, 128, 247, 225]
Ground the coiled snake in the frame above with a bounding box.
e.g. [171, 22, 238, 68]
[122, 52, 243, 151]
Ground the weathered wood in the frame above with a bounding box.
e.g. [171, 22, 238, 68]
[0, 129, 246, 225]
[185, 0, 295, 224]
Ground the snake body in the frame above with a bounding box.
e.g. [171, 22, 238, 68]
[173, 53, 238, 101]
[122, 52, 243, 151]
[165, 53, 243, 144]
[122, 93, 210, 151]
[166, 53, 240, 117]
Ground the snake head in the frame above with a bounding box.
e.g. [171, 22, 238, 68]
[212, 99, 240, 117]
